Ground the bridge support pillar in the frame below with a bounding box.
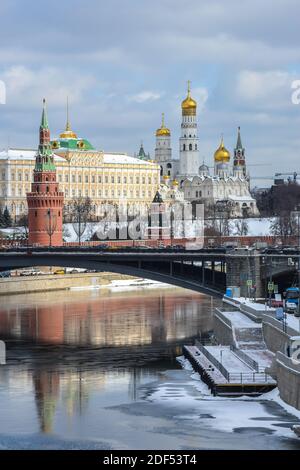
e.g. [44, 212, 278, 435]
[226, 251, 263, 298]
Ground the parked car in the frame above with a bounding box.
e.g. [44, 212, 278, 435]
[53, 269, 65, 275]
[0, 271, 11, 278]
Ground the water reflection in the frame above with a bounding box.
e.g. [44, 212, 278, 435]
[0, 287, 216, 437]
[0, 288, 214, 347]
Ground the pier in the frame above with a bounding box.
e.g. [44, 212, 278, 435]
[183, 343, 276, 396]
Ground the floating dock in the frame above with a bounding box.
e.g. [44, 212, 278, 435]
[183, 343, 276, 396]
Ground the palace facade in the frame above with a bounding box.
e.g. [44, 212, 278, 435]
[0, 113, 160, 221]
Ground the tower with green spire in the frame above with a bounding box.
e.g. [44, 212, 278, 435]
[233, 126, 246, 178]
[27, 99, 64, 246]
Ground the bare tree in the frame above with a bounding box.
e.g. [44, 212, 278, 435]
[234, 219, 249, 236]
[45, 209, 57, 247]
[270, 212, 297, 244]
[67, 197, 92, 244]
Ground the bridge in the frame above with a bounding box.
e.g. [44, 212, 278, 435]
[0, 250, 227, 297]
[0, 248, 299, 298]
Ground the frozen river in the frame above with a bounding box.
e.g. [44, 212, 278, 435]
[0, 285, 299, 450]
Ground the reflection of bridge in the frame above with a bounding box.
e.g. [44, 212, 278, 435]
[0, 250, 299, 298]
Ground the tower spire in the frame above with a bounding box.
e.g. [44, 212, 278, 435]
[187, 80, 191, 97]
[66, 96, 71, 131]
[161, 112, 165, 128]
[236, 126, 243, 149]
[40, 98, 49, 129]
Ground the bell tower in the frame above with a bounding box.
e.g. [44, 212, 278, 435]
[27, 99, 64, 246]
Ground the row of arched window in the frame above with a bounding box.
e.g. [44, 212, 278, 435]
[182, 144, 197, 151]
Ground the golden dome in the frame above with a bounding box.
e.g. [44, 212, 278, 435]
[181, 81, 197, 116]
[172, 179, 179, 185]
[59, 122, 78, 140]
[156, 113, 170, 137]
[60, 97, 78, 139]
[214, 136, 230, 163]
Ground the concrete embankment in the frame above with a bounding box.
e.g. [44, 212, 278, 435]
[0, 272, 137, 296]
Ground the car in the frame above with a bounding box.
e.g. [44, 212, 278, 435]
[53, 269, 65, 275]
[0, 271, 11, 278]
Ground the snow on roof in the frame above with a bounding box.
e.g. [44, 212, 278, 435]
[102, 153, 155, 165]
[0, 148, 65, 162]
[0, 148, 157, 167]
[228, 195, 255, 202]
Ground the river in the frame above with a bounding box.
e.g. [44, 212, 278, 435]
[0, 285, 299, 450]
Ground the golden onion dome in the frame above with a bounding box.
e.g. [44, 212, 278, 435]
[214, 136, 230, 163]
[172, 179, 179, 186]
[156, 113, 170, 137]
[181, 81, 197, 116]
[60, 97, 78, 139]
[59, 121, 78, 139]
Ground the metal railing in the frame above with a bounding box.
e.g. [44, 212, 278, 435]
[230, 345, 265, 373]
[195, 343, 271, 383]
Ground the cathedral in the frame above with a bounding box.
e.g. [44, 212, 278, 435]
[154, 84, 259, 217]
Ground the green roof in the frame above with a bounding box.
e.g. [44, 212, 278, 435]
[51, 137, 95, 151]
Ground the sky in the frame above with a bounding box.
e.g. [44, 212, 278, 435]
[0, 0, 300, 186]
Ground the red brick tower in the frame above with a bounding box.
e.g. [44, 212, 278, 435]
[27, 99, 64, 246]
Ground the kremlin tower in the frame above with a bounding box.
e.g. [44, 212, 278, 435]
[154, 113, 174, 180]
[233, 126, 247, 178]
[27, 99, 64, 246]
[179, 81, 200, 180]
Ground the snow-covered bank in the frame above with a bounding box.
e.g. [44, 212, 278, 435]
[70, 278, 174, 292]
[176, 355, 300, 437]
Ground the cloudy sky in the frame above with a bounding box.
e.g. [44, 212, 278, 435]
[0, 0, 300, 185]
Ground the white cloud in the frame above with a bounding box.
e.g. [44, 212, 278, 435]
[127, 91, 162, 103]
[2, 65, 96, 108]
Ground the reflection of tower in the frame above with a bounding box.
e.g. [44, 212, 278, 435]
[179, 81, 200, 179]
[33, 368, 60, 434]
[27, 99, 64, 246]
[150, 293, 167, 343]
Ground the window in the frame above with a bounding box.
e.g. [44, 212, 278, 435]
[92, 175, 95, 183]
[11, 173, 15, 181]
[195, 144, 197, 150]
[65, 189, 68, 197]
[130, 176, 133, 184]
[85, 175, 88, 183]
[85, 189, 88, 196]
[78, 175, 82, 183]
[167, 163, 172, 169]
[111, 176, 115, 183]
[148, 176, 151, 184]
[72, 174, 75, 183]
[65, 174, 69, 183]
[98, 175, 102, 183]
[124, 176, 127, 184]
[18, 173, 22, 181]
[183, 144, 186, 151]
[25, 173, 29, 181]
[136, 176, 139, 184]
[142, 176, 145, 184]
[189, 143, 192, 151]
[117, 176, 121, 183]
[58, 174, 62, 182]
[72, 189, 75, 197]
[105, 175, 108, 183]
[98, 189, 102, 196]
